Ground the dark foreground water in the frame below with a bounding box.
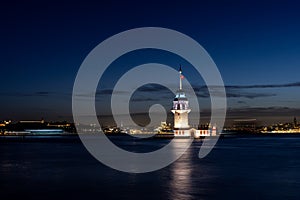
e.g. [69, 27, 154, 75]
[1, 135, 300, 200]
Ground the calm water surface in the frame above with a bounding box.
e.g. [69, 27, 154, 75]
[1, 135, 300, 200]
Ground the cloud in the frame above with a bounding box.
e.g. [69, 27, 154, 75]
[192, 81, 300, 99]
[1, 81, 299, 100]
[193, 86, 276, 99]
[71, 81, 300, 101]
[94, 83, 279, 100]
[0, 91, 56, 97]
[131, 97, 160, 102]
[194, 82, 300, 90]
[226, 106, 300, 119]
[137, 84, 169, 92]
[96, 89, 129, 95]
[226, 82, 300, 89]
[226, 91, 276, 99]
[96, 89, 113, 95]
[33, 91, 51, 96]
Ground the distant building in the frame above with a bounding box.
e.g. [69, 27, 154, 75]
[1, 120, 76, 135]
[261, 117, 300, 133]
[233, 119, 257, 132]
[194, 124, 217, 138]
[0, 120, 11, 134]
[156, 122, 173, 134]
[171, 66, 191, 137]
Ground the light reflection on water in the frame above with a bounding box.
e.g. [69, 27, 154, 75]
[169, 139, 193, 200]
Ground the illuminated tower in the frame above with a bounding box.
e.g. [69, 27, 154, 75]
[171, 66, 191, 137]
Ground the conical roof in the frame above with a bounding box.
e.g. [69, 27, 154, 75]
[174, 89, 188, 101]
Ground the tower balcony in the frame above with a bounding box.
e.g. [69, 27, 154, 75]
[171, 109, 191, 114]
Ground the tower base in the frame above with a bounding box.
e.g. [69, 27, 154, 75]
[174, 129, 191, 137]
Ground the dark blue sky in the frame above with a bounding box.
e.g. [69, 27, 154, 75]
[1, 0, 300, 124]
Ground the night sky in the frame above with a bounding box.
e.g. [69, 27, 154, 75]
[1, 0, 300, 125]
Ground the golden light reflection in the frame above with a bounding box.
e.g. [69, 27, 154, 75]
[168, 139, 193, 200]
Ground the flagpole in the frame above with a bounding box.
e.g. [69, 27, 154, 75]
[179, 70, 182, 90]
[179, 65, 182, 90]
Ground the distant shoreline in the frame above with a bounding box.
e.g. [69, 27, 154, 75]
[1, 132, 300, 143]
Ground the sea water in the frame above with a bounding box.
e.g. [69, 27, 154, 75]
[0, 135, 300, 200]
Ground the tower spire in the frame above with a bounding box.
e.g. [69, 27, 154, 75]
[179, 65, 182, 90]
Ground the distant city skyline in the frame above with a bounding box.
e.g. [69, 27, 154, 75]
[1, 0, 300, 125]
